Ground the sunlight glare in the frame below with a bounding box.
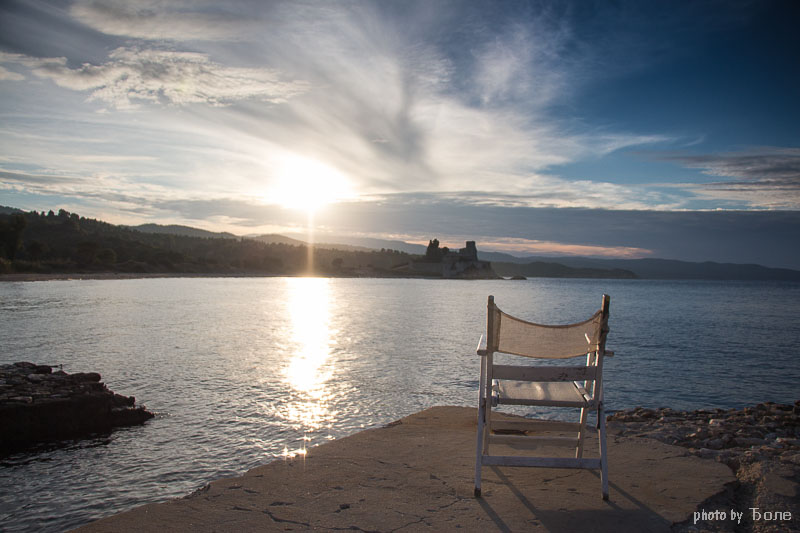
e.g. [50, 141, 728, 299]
[276, 277, 342, 459]
[285, 277, 334, 400]
[272, 155, 353, 213]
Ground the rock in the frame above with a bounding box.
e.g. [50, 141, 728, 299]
[0, 362, 154, 454]
[69, 372, 102, 382]
[734, 437, 766, 447]
[610, 401, 800, 533]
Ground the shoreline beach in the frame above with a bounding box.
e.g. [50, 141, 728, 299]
[72, 404, 798, 532]
[0, 272, 286, 282]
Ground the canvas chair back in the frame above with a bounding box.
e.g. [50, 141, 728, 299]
[488, 299, 607, 359]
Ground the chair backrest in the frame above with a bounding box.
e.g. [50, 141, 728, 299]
[486, 295, 610, 359]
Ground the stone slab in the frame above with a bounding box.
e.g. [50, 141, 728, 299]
[75, 406, 734, 532]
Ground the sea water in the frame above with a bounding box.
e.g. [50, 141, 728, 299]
[1, 277, 798, 531]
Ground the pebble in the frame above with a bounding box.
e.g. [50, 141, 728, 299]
[609, 401, 800, 532]
[608, 401, 800, 463]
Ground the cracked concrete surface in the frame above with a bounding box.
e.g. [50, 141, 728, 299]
[75, 406, 733, 532]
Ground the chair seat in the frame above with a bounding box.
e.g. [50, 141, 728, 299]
[494, 380, 591, 407]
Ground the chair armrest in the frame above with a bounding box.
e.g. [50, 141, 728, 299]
[476, 335, 489, 356]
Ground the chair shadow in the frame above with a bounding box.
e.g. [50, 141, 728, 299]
[476, 467, 672, 532]
[476, 495, 513, 533]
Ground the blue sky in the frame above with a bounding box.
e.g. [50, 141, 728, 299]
[1, 0, 799, 267]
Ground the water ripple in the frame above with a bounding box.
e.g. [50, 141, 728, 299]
[1, 278, 799, 531]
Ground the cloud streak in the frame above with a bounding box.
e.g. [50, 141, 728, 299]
[1, 48, 309, 110]
[69, 0, 256, 42]
[660, 147, 800, 208]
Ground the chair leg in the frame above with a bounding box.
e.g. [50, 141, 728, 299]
[475, 397, 485, 497]
[575, 406, 588, 458]
[483, 397, 492, 455]
[598, 404, 609, 500]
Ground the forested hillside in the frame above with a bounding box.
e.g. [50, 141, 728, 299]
[0, 209, 416, 276]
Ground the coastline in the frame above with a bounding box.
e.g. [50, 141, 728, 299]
[0, 271, 504, 283]
[0, 272, 286, 282]
[72, 405, 799, 533]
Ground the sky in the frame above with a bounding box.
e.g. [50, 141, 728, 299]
[1, 0, 799, 268]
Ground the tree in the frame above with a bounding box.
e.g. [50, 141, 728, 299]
[26, 240, 48, 262]
[76, 241, 100, 265]
[97, 248, 117, 266]
[0, 214, 26, 260]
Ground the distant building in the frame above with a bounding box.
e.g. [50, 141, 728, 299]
[407, 241, 497, 279]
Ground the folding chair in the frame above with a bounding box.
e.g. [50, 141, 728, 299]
[474, 294, 612, 499]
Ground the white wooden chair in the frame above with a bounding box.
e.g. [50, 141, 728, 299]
[474, 294, 612, 500]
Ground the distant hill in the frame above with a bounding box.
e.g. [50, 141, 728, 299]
[248, 233, 308, 246]
[511, 256, 800, 281]
[3, 206, 798, 280]
[0, 209, 421, 277]
[312, 235, 427, 255]
[248, 234, 378, 252]
[132, 223, 238, 240]
[491, 261, 637, 279]
[476, 250, 529, 264]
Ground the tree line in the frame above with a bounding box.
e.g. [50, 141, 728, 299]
[0, 209, 420, 276]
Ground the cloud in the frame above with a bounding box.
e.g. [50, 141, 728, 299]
[1, 2, 673, 207]
[0, 170, 85, 188]
[1, 168, 160, 203]
[0, 165, 307, 231]
[3, 0, 767, 232]
[69, 0, 254, 42]
[166, 4, 668, 205]
[1, 47, 309, 110]
[363, 179, 682, 211]
[659, 147, 800, 208]
[0, 65, 25, 81]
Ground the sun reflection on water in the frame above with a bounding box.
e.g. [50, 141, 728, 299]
[280, 277, 337, 456]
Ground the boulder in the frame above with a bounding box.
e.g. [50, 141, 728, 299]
[0, 362, 154, 454]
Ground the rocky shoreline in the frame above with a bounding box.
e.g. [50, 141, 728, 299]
[0, 362, 154, 454]
[608, 402, 799, 532]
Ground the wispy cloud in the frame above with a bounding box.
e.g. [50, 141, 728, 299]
[0, 65, 24, 81]
[1, 48, 309, 110]
[0, 169, 180, 208]
[69, 0, 255, 42]
[659, 147, 800, 208]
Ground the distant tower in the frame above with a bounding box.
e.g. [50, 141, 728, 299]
[463, 241, 478, 261]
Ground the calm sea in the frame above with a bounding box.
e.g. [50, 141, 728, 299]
[1, 277, 799, 531]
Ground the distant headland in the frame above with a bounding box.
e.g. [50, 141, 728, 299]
[2, 207, 799, 281]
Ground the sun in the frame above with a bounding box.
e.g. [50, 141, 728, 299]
[271, 155, 353, 213]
